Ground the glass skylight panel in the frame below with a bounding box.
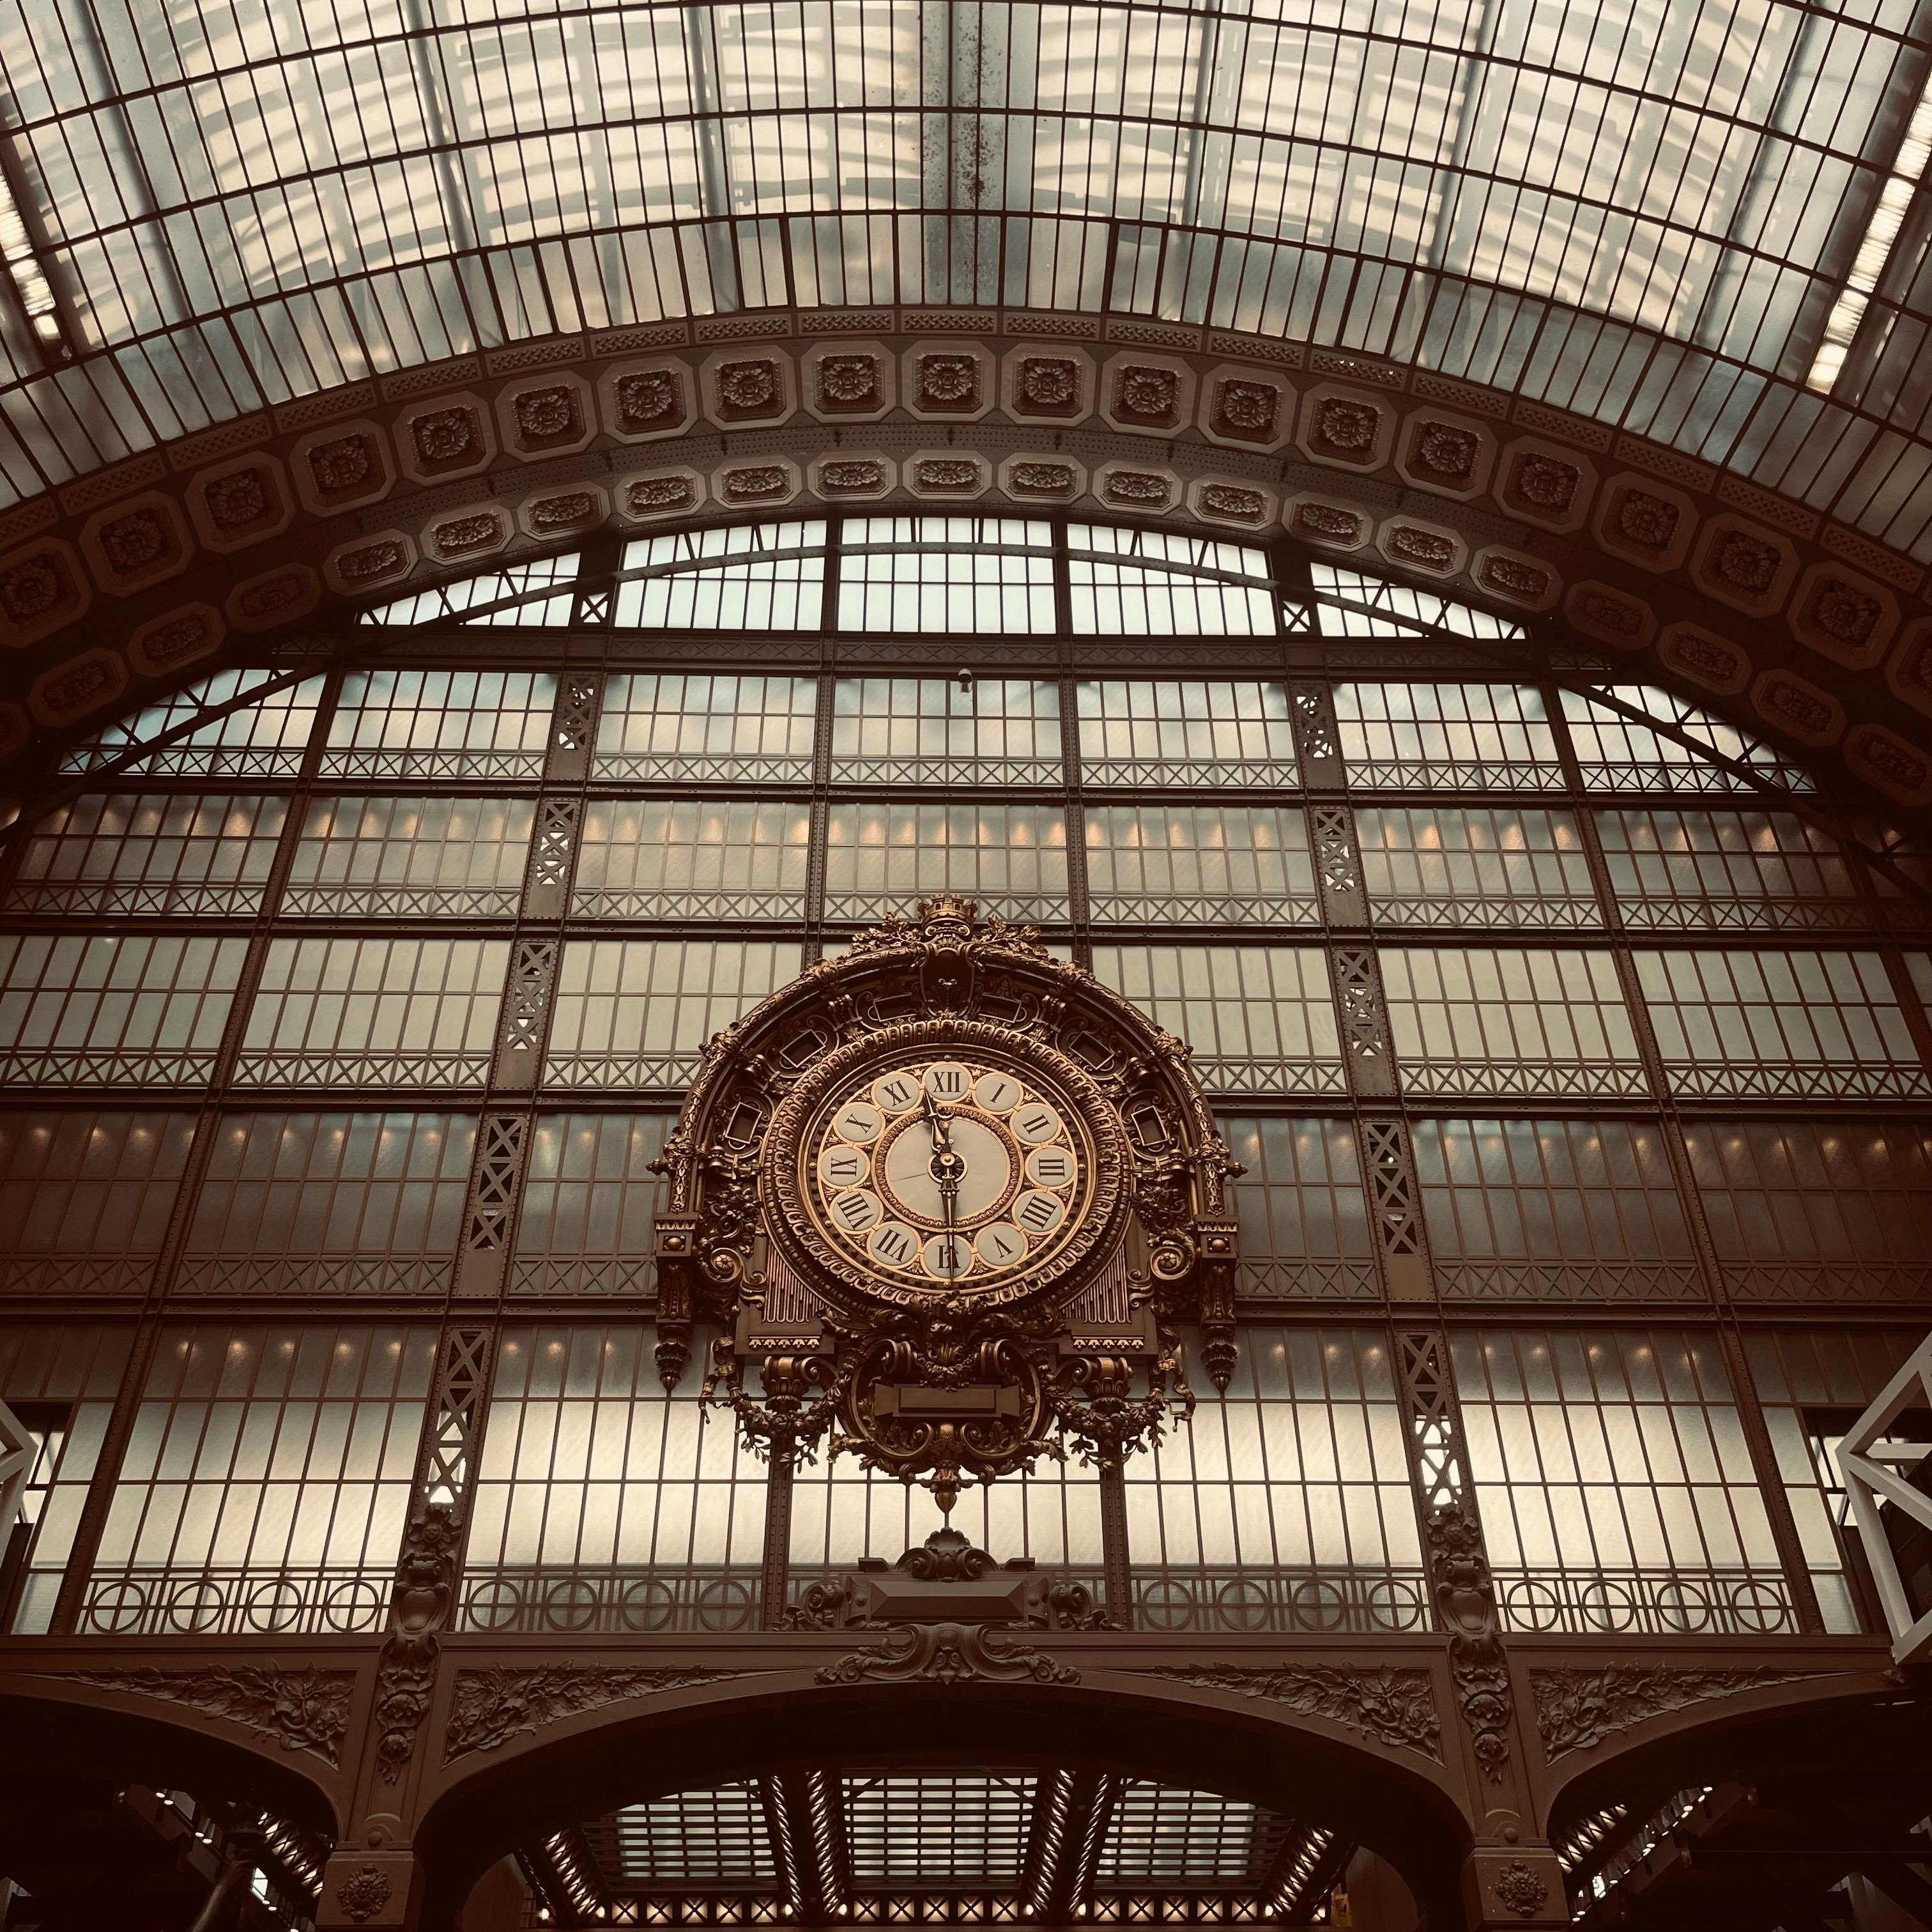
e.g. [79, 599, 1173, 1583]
[1312, 565, 1524, 640]
[358, 557, 579, 627]
[620, 524, 827, 574]
[596, 1785, 773, 1885]
[1069, 523, 1276, 635]
[843, 1773, 1034, 1887]
[1561, 688, 1818, 795]
[613, 523, 827, 630]
[1, 0, 1931, 558]
[58, 672, 325, 779]
[1097, 1785, 1286, 1887]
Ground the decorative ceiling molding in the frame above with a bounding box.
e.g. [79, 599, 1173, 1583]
[1, 312, 1928, 822]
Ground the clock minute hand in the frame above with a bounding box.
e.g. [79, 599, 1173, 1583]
[923, 1089, 962, 1243]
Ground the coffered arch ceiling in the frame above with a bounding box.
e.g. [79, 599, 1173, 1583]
[1, 0, 1931, 815]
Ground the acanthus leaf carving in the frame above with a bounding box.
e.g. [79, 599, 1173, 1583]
[1529, 1664, 1828, 1760]
[59, 1664, 353, 1763]
[372, 1502, 462, 1783]
[1427, 1499, 1514, 1782]
[444, 1665, 751, 1762]
[1147, 1662, 1441, 1759]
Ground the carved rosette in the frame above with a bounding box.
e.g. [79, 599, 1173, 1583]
[654, 897, 1241, 1514]
[334, 1867, 394, 1924]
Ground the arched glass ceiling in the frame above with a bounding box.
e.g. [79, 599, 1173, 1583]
[1, 0, 1931, 551]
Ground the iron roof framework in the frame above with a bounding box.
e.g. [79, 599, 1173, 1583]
[516, 1772, 1349, 1928]
[0, 0, 1931, 559]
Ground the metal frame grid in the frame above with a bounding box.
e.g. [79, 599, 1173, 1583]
[4, 517, 1932, 1650]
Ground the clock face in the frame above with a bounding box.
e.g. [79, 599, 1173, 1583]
[762, 1021, 1128, 1310]
[806, 1055, 1090, 1289]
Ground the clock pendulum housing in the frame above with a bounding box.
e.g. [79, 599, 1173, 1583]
[651, 896, 1241, 1513]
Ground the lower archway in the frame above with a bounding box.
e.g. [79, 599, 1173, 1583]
[419, 1674, 1467, 1931]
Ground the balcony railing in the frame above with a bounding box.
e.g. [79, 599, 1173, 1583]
[63, 1560, 1801, 1640]
[1128, 1566, 1432, 1634]
[79, 1567, 394, 1636]
[459, 1565, 766, 1634]
[1492, 1567, 1796, 1636]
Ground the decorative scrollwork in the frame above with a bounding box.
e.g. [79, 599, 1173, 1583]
[819, 1621, 1078, 1686]
[372, 1503, 461, 1783]
[1427, 1501, 1514, 1782]
[827, 1308, 1057, 1514]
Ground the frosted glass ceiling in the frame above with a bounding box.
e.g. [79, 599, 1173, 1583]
[0, 0, 1930, 551]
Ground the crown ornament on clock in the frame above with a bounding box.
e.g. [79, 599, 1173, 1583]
[652, 897, 1242, 1513]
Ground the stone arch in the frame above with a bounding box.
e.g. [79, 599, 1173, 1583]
[413, 1667, 1471, 1931]
[0, 1673, 351, 1842]
[0, 319, 1924, 829]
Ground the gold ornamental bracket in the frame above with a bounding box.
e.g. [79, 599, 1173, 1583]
[650, 897, 1242, 1513]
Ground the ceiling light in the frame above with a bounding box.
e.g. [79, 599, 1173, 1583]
[1809, 70, 1932, 392]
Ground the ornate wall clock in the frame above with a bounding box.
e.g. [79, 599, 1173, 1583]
[652, 897, 1239, 1512]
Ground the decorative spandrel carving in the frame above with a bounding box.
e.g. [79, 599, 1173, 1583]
[1530, 1664, 1828, 1760]
[60, 1665, 353, 1763]
[443, 1665, 751, 1762]
[654, 896, 1239, 1518]
[1146, 1663, 1441, 1759]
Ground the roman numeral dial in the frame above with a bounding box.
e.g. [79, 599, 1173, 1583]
[806, 1054, 1090, 1291]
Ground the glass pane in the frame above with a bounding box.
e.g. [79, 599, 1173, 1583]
[572, 799, 811, 921]
[829, 678, 1061, 786]
[1355, 806, 1599, 928]
[1091, 944, 1344, 1097]
[180, 1112, 477, 1297]
[822, 801, 1068, 925]
[1085, 805, 1321, 926]
[1078, 681, 1298, 788]
[284, 796, 535, 919]
[6, 795, 285, 918]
